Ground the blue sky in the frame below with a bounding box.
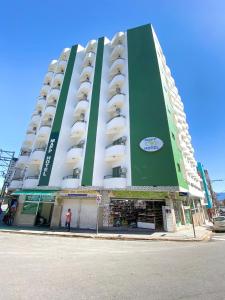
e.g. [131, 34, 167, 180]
[0, 0, 224, 192]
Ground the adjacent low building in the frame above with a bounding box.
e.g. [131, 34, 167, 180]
[9, 24, 205, 232]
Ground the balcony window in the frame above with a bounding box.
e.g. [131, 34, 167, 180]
[104, 166, 127, 179]
[106, 136, 127, 149]
[68, 140, 85, 151]
[63, 168, 81, 180]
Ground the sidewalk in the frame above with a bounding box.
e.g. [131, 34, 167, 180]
[0, 223, 213, 242]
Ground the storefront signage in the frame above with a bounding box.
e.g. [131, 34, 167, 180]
[139, 137, 163, 152]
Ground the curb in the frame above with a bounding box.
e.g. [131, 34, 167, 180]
[0, 229, 213, 242]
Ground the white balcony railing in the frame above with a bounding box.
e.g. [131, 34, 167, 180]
[105, 144, 125, 162]
[106, 115, 126, 135]
[37, 125, 51, 140]
[110, 44, 125, 61]
[107, 93, 125, 112]
[66, 147, 83, 163]
[111, 32, 125, 47]
[29, 148, 46, 164]
[74, 100, 89, 116]
[109, 74, 125, 92]
[8, 179, 23, 190]
[61, 176, 80, 189]
[70, 121, 86, 138]
[77, 81, 92, 98]
[48, 60, 57, 72]
[103, 176, 126, 189]
[85, 40, 97, 54]
[80, 66, 93, 82]
[23, 176, 39, 188]
[109, 58, 125, 77]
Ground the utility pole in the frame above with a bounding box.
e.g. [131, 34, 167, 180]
[0, 149, 15, 198]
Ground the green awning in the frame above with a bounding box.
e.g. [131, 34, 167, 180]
[12, 189, 59, 196]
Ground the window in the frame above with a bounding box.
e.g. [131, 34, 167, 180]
[22, 202, 38, 214]
[177, 163, 181, 172]
[171, 132, 175, 140]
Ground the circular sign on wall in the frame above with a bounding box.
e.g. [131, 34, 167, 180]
[139, 137, 164, 152]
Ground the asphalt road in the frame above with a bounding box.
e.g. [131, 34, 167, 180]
[1, 232, 225, 300]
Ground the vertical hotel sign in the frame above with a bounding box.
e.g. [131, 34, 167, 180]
[38, 45, 77, 186]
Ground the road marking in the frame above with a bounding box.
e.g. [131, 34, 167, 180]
[212, 234, 225, 241]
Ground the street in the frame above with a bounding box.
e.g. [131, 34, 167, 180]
[0, 233, 225, 300]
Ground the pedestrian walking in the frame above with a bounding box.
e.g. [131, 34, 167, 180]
[65, 208, 72, 231]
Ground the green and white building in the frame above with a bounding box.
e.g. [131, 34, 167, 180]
[9, 24, 205, 231]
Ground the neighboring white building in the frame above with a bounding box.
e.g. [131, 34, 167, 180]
[9, 24, 205, 231]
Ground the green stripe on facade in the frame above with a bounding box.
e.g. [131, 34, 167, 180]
[127, 24, 179, 187]
[38, 45, 77, 186]
[81, 37, 104, 186]
[160, 71, 188, 189]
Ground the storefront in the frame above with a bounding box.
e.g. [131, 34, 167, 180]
[59, 193, 98, 230]
[107, 198, 165, 230]
[12, 190, 57, 227]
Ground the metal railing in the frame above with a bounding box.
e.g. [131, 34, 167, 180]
[106, 114, 125, 124]
[62, 175, 80, 180]
[107, 92, 125, 103]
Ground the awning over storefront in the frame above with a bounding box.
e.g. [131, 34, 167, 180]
[12, 189, 59, 196]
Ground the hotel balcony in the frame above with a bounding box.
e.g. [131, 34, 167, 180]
[107, 93, 125, 112]
[22, 133, 36, 147]
[60, 48, 70, 61]
[109, 58, 125, 77]
[44, 104, 56, 118]
[36, 97, 46, 111]
[8, 178, 23, 190]
[103, 176, 126, 189]
[85, 40, 97, 54]
[17, 152, 31, 167]
[106, 115, 126, 135]
[111, 32, 125, 47]
[109, 74, 125, 92]
[37, 125, 51, 140]
[74, 100, 89, 117]
[29, 148, 46, 165]
[41, 84, 51, 95]
[77, 80, 91, 98]
[80, 66, 93, 82]
[105, 144, 125, 162]
[110, 44, 125, 61]
[23, 176, 39, 188]
[31, 113, 41, 124]
[44, 71, 54, 84]
[53, 73, 64, 87]
[165, 65, 171, 77]
[48, 88, 60, 103]
[66, 146, 83, 163]
[70, 121, 86, 138]
[62, 176, 80, 189]
[83, 52, 95, 67]
[57, 60, 67, 73]
[48, 60, 58, 72]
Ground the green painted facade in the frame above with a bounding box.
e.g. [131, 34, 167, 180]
[157, 51, 188, 189]
[38, 45, 77, 186]
[81, 37, 104, 186]
[127, 24, 181, 187]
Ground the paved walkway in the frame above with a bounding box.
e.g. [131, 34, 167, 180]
[0, 223, 213, 242]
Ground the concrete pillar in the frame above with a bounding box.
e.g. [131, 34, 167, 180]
[50, 197, 63, 228]
[98, 190, 110, 229]
[163, 198, 177, 232]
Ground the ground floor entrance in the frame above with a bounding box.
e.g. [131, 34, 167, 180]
[61, 198, 97, 230]
[35, 202, 54, 227]
[108, 199, 165, 230]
